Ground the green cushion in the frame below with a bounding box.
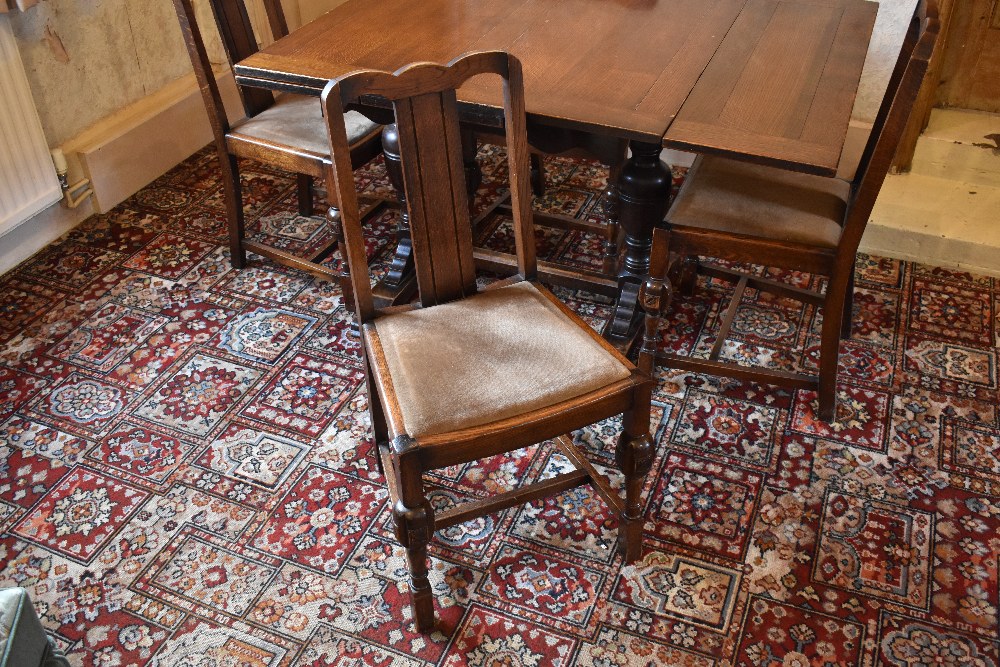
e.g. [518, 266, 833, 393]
[0, 588, 69, 667]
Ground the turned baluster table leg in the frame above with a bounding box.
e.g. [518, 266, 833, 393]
[380, 124, 413, 291]
[603, 140, 672, 347]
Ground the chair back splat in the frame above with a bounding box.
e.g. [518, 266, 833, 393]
[394, 86, 480, 306]
[325, 52, 537, 317]
[321, 51, 654, 633]
[640, 0, 941, 423]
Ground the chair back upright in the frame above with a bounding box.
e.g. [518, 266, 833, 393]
[838, 0, 940, 268]
[207, 0, 289, 116]
[322, 52, 537, 321]
[172, 0, 288, 143]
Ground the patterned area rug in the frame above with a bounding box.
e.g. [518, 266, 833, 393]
[1, 146, 998, 666]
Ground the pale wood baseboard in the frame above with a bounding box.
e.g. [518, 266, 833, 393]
[64, 68, 244, 214]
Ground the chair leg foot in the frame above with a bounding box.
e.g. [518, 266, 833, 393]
[221, 154, 247, 270]
[617, 514, 645, 562]
[230, 244, 247, 269]
[818, 392, 837, 423]
[615, 431, 653, 564]
[297, 174, 314, 217]
[409, 577, 435, 633]
[392, 499, 435, 632]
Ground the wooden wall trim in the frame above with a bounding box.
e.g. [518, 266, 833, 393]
[891, 0, 957, 173]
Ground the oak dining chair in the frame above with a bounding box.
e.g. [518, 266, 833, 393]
[321, 50, 655, 632]
[640, 0, 941, 422]
[172, 0, 382, 288]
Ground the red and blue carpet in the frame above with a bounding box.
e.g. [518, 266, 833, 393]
[0, 147, 997, 665]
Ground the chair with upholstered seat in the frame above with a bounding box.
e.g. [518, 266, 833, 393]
[172, 0, 382, 285]
[321, 50, 655, 632]
[640, 0, 940, 422]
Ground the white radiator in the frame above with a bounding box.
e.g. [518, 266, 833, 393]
[0, 15, 61, 237]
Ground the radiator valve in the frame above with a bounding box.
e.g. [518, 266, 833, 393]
[50, 148, 94, 209]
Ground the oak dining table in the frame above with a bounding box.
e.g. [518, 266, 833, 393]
[233, 0, 878, 347]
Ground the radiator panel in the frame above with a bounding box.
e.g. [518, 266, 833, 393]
[0, 15, 61, 236]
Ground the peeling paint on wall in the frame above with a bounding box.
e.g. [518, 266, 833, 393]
[5, 0, 328, 147]
[42, 23, 68, 63]
[6, 0, 224, 146]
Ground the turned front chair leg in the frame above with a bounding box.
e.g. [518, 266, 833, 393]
[615, 398, 654, 562]
[393, 500, 434, 631]
[602, 161, 623, 278]
[390, 435, 435, 631]
[637, 227, 674, 376]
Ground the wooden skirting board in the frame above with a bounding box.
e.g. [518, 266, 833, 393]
[62, 66, 244, 214]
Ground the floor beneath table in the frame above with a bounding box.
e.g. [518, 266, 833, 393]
[0, 145, 997, 666]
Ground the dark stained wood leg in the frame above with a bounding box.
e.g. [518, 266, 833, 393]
[461, 127, 482, 197]
[601, 161, 622, 277]
[638, 228, 673, 376]
[530, 153, 545, 197]
[841, 264, 855, 339]
[603, 141, 672, 348]
[296, 173, 314, 217]
[615, 396, 653, 563]
[381, 124, 414, 290]
[818, 291, 844, 423]
[390, 435, 435, 632]
[221, 153, 247, 269]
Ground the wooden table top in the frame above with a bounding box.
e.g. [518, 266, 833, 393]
[235, 0, 877, 174]
[663, 0, 879, 174]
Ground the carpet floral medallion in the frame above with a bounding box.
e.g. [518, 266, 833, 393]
[1, 144, 998, 666]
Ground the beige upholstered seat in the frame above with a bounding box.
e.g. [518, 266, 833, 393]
[370, 281, 631, 437]
[669, 155, 850, 249]
[231, 94, 379, 157]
